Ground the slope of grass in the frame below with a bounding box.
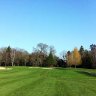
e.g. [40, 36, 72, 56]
[0, 67, 96, 96]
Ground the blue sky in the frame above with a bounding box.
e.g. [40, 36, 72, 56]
[0, 0, 96, 55]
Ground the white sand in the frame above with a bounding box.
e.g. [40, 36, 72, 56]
[42, 68, 53, 70]
[0, 67, 6, 70]
[0, 67, 12, 70]
[29, 67, 53, 70]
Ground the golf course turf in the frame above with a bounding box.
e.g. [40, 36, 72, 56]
[0, 67, 96, 96]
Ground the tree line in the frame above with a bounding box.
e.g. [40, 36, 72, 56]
[0, 43, 96, 69]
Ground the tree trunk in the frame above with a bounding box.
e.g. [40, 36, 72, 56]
[25, 59, 26, 66]
[5, 62, 6, 68]
[12, 62, 14, 66]
[75, 65, 76, 68]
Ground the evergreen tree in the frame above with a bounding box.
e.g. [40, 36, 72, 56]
[46, 52, 56, 67]
[79, 46, 84, 56]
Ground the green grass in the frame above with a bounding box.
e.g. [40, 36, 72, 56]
[0, 67, 96, 96]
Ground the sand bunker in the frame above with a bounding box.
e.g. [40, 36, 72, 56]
[29, 67, 53, 70]
[0, 67, 12, 70]
[42, 68, 53, 70]
[0, 67, 6, 70]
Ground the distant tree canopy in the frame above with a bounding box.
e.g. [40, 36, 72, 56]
[45, 52, 57, 67]
[90, 44, 96, 68]
[66, 51, 73, 67]
[66, 48, 81, 68]
[0, 43, 96, 69]
[73, 48, 82, 68]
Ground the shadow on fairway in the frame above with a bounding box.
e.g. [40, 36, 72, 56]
[76, 71, 96, 77]
[55, 67, 68, 70]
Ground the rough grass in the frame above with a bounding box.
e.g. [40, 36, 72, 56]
[0, 67, 96, 96]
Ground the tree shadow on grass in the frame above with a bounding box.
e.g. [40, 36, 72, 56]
[55, 67, 69, 70]
[76, 71, 96, 77]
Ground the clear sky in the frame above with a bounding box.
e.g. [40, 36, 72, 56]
[0, 0, 96, 55]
